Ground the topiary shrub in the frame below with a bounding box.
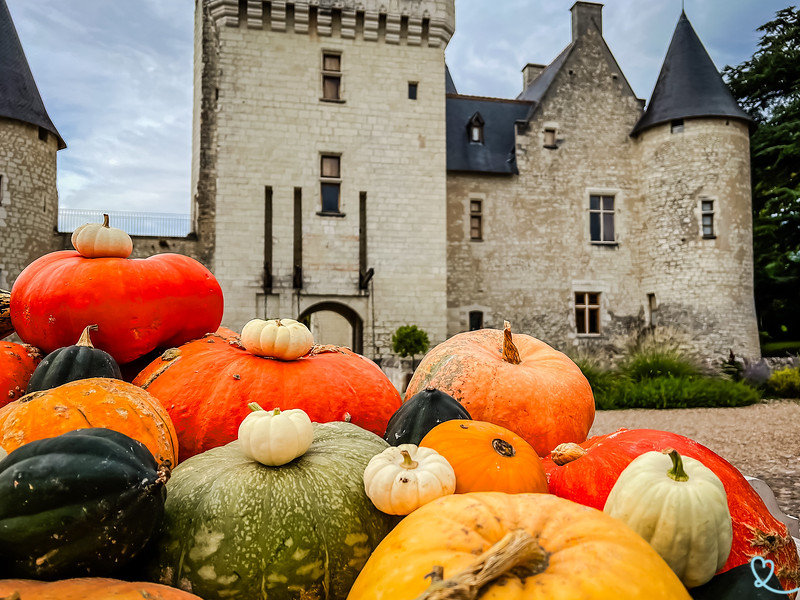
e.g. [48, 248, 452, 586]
[764, 367, 800, 399]
[392, 325, 430, 371]
[596, 376, 761, 410]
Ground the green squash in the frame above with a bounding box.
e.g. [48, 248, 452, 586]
[384, 387, 471, 446]
[26, 325, 121, 393]
[690, 562, 787, 599]
[149, 421, 397, 600]
[0, 428, 170, 579]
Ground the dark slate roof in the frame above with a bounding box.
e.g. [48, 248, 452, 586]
[446, 95, 532, 174]
[631, 11, 751, 136]
[0, 0, 65, 148]
[517, 43, 574, 104]
[445, 64, 457, 95]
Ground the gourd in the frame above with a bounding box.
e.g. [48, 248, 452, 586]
[383, 387, 471, 446]
[240, 318, 314, 360]
[71, 213, 133, 258]
[419, 419, 548, 494]
[0, 341, 41, 408]
[689, 562, 789, 599]
[133, 332, 401, 461]
[26, 325, 121, 393]
[237, 403, 314, 466]
[0, 289, 12, 339]
[363, 444, 456, 514]
[0, 377, 178, 465]
[0, 578, 203, 599]
[147, 421, 397, 600]
[604, 448, 733, 588]
[0, 428, 170, 579]
[405, 321, 595, 455]
[347, 492, 692, 600]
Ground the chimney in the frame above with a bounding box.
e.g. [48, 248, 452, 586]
[570, 1, 603, 41]
[522, 63, 546, 89]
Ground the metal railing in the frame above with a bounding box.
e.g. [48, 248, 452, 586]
[58, 208, 192, 237]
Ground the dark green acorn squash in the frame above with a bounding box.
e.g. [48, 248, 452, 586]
[0, 427, 170, 580]
[384, 387, 471, 446]
[26, 325, 121, 393]
[148, 421, 397, 600]
[690, 562, 787, 599]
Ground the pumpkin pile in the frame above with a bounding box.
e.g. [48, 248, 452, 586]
[0, 217, 797, 598]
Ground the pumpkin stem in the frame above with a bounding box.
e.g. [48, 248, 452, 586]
[550, 442, 588, 466]
[663, 448, 689, 482]
[76, 324, 99, 348]
[155, 460, 172, 486]
[414, 529, 548, 599]
[247, 402, 265, 412]
[102, 213, 110, 228]
[491, 438, 516, 458]
[400, 450, 419, 469]
[502, 321, 521, 365]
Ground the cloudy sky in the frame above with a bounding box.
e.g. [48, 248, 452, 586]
[6, 0, 790, 216]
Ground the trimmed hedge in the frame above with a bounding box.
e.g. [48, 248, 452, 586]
[594, 376, 762, 410]
[765, 367, 800, 399]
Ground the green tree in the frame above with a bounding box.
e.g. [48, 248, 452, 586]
[723, 7, 800, 346]
[392, 325, 430, 370]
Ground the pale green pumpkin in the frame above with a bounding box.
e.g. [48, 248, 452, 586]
[148, 421, 396, 600]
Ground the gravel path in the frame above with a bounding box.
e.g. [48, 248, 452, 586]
[589, 399, 800, 520]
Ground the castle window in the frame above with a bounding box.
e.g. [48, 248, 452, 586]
[320, 154, 341, 213]
[671, 119, 684, 133]
[321, 52, 342, 101]
[589, 194, 615, 243]
[470, 199, 482, 240]
[575, 292, 601, 335]
[469, 311, 484, 331]
[701, 199, 715, 238]
[408, 82, 418, 100]
[544, 127, 557, 148]
[38, 127, 48, 142]
[468, 113, 484, 144]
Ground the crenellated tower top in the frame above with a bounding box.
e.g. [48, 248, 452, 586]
[205, 0, 455, 47]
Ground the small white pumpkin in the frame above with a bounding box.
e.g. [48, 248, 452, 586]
[237, 403, 314, 466]
[241, 318, 314, 360]
[603, 448, 733, 588]
[363, 444, 456, 515]
[71, 213, 133, 258]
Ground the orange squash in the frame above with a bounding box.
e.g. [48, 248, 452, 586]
[347, 492, 691, 600]
[0, 341, 41, 408]
[0, 377, 177, 464]
[0, 578, 202, 599]
[419, 419, 548, 494]
[406, 321, 594, 456]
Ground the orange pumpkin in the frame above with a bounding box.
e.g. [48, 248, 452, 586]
[347, 492, 691, 600]
[0, 341, 41, 408]
[0, 578, 202, 599]
[0, 377, 177, 465]
[419, 419, 548, 494]
[406, 321, 594, 456]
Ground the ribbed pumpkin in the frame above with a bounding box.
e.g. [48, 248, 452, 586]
[0, 578, 202, 599]
[405, 321, 594, 456]
[0, 289, 11, 339]
[148, 421, 397, 600]
[420, 419, 548, 494]
[26, 325, 121, 393]
[542, 428, 800, 592]
[383, 387, 471, 446]
[0, 428, 170, 579]
[347, 492, 691, 600]
[133, 332, 401, 461]
[0, 341, 41, 408]
[0, 377, 178, 465]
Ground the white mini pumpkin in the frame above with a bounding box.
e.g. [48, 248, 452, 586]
[71, 213, 133, 258]
[237, 403, 314, 466]
[240, 318, 314, 360]
[603, 448, 733, 588]
[363, 444, 456, 515]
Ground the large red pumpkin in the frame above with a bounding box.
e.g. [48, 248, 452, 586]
[0, 341, 41, 408]
[10, 250, 223, 365]
[541, 428, 800, 592]
[133, 333, 402, 461]
[405, 322, 594, 456]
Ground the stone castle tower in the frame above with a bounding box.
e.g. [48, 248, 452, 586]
[0, 0, 64, 289]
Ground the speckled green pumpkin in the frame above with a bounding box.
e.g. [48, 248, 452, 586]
[148, 421, 396, 600]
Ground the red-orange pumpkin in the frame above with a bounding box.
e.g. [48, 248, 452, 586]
[0, 341, 41, 409]
[406, 322, 594, 456]
[541, 428, 800, 592]
[0, 578, 202, 599]
[133, 333, 401, 461]
[420, 419, 548, 494]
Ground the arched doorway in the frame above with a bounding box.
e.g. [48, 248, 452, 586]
[298, 302, 363, 354]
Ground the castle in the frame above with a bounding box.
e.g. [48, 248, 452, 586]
[0, 0, 761, 372]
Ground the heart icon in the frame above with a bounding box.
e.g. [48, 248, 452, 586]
[750, 555, 776, 588]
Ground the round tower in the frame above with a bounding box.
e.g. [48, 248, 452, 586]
[633, 11, 760, 359]
[0, 0, 65, 289]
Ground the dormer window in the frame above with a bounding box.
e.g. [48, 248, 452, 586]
[468, 113, 485, 144]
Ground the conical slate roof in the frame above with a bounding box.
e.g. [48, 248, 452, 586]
[0, 0, 65, 148]
[631, 11, 751, 136]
